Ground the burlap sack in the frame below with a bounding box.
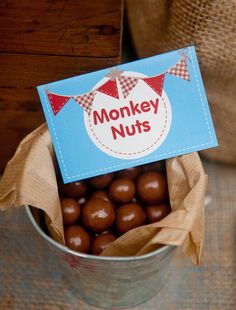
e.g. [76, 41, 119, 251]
[125, 0, 236, 164]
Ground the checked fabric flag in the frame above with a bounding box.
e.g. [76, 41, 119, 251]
[73, 91, 96, 116]
[47, 51, 191, 118]
[117, 75, 139, 98]
[167, 56, 190, 81]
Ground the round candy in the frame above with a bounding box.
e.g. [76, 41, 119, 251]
[142, 161, 165, 172]
[109, 178, 135, 203]
[82, 198, 115, 233]
[94, 228, 115, 237]
[115, 203, 146, 235]
[116, 167, 142, 180]
[100, 228, 114, 235]
[78, 196, 86, 205]
[60, 181, 87, 199]
[91, 233, 116, 255]
[145, 203, 171, 223]
[136, 171, 168, 204]
[132, 197, 138, 203]
[89, 173, 114, 189]
[60, 198, 80, 225]
[91, 190, 110, 202]
[65, 225, 91, 253]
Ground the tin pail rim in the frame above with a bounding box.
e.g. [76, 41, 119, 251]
[25, 205, 174, 262]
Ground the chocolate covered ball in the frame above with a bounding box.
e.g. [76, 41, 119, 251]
[100, 228, 114, 235]
[78, 196, 86, 206]
[145, 203, 171, 223]
[65, 225, 90, 253]
[137, 171, 168, 204]
[82, 198, 115, 233]
[116, 167, 142, 180]
[115, 203, 146, 235]
[142, 161, 165, 172]
[60, 198, 80, 225]
[109, 178, 135, 203]
[94, 228, 114, 237]
[91, 190, 110, 202]
[89, 173, 114, 189]
[60, 181, 87, 199]
[91, 233, 116, 255]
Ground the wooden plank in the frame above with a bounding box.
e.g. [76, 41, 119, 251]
[0, 53, 121, 172]
[0, 0, 123, 171]
[0, 0, 123, 57]
[0, 53, 121, 107]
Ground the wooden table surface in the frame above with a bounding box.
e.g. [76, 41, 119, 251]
[0, 159, 235, 309]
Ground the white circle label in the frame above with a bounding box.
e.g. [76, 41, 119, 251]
[84, 71, 172, 159]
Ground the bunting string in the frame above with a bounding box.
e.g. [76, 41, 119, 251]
[46, 50, 191, 116]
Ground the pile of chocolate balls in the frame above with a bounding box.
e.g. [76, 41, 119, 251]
[58, 161, 171, 255]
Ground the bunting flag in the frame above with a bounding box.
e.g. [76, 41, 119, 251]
[73, 91, 96, 116]
[47, 51, 191, 116]
[167, 56, 190, 81]
[142, 74, 165, 96]
[46, 90, 71, 115]
[97, 79, 119, 99]
[117, 75, 139, 98]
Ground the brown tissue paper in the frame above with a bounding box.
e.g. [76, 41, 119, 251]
[0, 124, 208, 264]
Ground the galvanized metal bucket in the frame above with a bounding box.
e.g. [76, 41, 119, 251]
[25, 206, 176, 308]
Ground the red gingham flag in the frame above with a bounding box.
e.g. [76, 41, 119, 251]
[117, 75, 139, 98]
[167, 56, 190, 81]
[73, 91, 96, 115]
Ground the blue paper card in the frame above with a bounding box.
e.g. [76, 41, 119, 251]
[37, 46, 218, 183]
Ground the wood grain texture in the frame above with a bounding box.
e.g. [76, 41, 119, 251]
[0, 160, 235, 309]
[0, 0, 123, 57]
[0, 0, 123, 172]
[0, 53, 121, 172]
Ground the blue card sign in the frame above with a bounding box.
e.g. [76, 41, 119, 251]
[37, 46, 218, 183]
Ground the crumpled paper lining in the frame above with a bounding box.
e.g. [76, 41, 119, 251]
[0, 124, 207, 264]
[0, 123, 64, 244]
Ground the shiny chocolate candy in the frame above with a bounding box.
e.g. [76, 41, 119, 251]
[82, 198, 115, 233]
[109, 178, 135, 203]
[145, 203, 171, 223]
[60, 198, 80, 225]
[60, 181, 87, 199]
[88, 173, 114, 189]
[91, 233, 116, 255]
[141, 161, 165, 172]
[91, 190, 110, 202]
[115, 203, 146, 235]
[116, 167, 142, 180]
[59, 162, 171, 255]
[137, 171, 168, 204]
[65, 225, 90, 253]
